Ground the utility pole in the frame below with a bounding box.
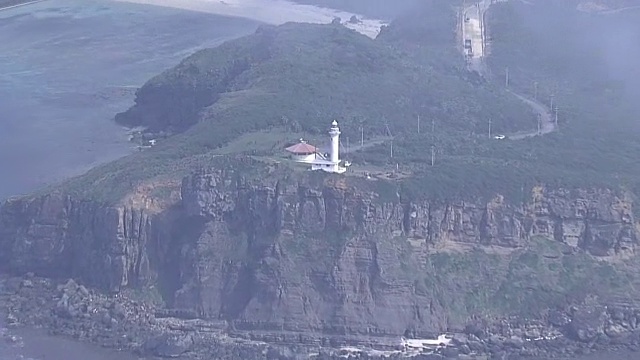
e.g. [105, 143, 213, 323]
[431, 146, 436, 166]
[533, 81, 538, 100]
[505, 67, 509, 88]
[390, 140, 394, 158]
[554, 106, 559, 128]
[417, 115, 421, 134]
[537, 114, 542, 135]
[488, 118, 492, 138]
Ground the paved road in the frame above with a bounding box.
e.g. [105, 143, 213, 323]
[462, 1, 485, 72]
[461, 0, 556, 140]
[505, 89, 555, 140]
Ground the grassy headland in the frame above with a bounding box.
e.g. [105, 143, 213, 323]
[50, 0, 640, 206]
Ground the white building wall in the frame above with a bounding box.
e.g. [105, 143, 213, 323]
[292, 153, 316, 163]
[329, 121, 340, 164]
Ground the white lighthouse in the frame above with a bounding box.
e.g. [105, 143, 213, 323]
[308, 120, 347, 174]
[329, 120, 340, 164]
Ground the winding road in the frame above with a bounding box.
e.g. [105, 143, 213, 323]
[461, 0, 556, 140]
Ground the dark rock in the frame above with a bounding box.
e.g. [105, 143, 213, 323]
[451, 333, 468, 345]
[569, 306, 606, 342]
[142, 333, 194, 358]
[605, 323, 628, 338]
[505, 336, 524, 349]
[468, 340, 486, 353]
[610, 307, 625, 321]
[628, 344, 640, 352]
[458, 344, 471, 354]
[548, 309, 571, 328]
[465, 323, 485, 338]
[441, 347, 459, 358]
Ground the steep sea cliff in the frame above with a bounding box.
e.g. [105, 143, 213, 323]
[2, 158, 639, 346]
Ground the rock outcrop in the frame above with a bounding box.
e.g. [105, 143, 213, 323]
[0, 159, 638, 337]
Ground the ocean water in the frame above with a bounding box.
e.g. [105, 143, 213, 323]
[0, 0, 259, 357]
[0, 0, 258, 200]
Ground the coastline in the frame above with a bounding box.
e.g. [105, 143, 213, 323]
[0, 0, 45, 11]
[110, 0, 387, 38]
[3, 274, 640, 360]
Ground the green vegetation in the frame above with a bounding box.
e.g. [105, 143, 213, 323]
[56, 2, 541, 204]
[411, 237, 633, 322]
[476, 1, 640, 198]
[47, 0, 640, 207]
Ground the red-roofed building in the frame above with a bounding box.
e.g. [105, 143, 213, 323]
[283, 121, 348, 174]
[285, 139, 318, 163]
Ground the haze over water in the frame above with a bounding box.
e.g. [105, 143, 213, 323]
[0, 0, 258, 200]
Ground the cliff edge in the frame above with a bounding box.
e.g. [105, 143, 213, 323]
[2, 156, 638, 338]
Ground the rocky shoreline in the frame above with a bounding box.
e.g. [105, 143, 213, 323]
[2, 274, 640, 359]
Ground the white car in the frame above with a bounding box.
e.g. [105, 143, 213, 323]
[494, 134, 506, 140]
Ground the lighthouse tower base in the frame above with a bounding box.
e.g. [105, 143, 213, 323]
[310, 161, 347, 174]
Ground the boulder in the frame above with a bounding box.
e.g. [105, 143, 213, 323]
[569, 306, 606, 342]
[142, 333, 194, 358]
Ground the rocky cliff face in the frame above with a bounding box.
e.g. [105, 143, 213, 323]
[0, 161, 637, 337]
[0, 194, 156, 292]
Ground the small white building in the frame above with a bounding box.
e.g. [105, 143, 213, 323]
[284, 120, 347, 174]
[285, 140, 318, 163]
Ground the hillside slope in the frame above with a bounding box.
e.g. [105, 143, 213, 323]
[63, 14, 535, 203]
